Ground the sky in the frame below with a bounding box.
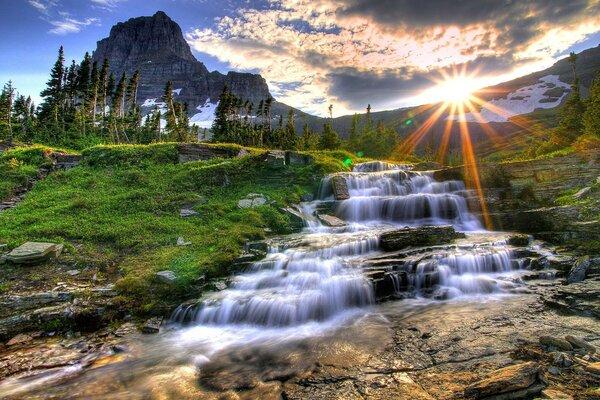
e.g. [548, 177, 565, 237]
[0, 0, 599, 117]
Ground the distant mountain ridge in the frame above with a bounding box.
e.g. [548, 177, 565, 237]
[91, 11, 271, 120]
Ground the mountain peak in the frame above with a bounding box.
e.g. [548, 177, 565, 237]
[91, 12, 271, 119]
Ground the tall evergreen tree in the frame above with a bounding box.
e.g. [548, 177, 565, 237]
[39, 46, 65, 127]
[319, 122, 340, 150]
[583, 70, 600, 138]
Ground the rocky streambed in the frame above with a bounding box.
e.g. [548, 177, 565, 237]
[0, 160, 598, 399]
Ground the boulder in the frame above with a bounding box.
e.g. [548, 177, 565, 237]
[285, 151, 314, 167]
[264, 150, 286, 169]
[5, 242, 64, 264]
[238, 193, 269, 208]
[380, 226, 463, 251]
[156, 270, 177, 284]
[280, 207, 306, 231]
[564, 335, 596, 354]
[142, 317, 163, 334]
[539, 336, 573, 351]
[567, 256, 590, 283]
[464, 362, 545, 399]
[331, 176, 350, 200]
[176, 237, 192, 246]
[507, 234, 530, 246]
[317, 214, 346, 227]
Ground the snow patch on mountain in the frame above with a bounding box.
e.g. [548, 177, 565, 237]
[190, 99, 218, 129]
[450, 75, 570, 123]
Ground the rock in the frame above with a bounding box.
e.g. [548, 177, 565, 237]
[547, 366, 561, 375]
[464, 362, 545, 399]
[67, 269, 80, 276]
[214, 281, 227, 291]
[285, 151, 314, 167]
[330, 176, 349, 200]
[6, 333, 33, 346]
[238, 194, 268, 208]
[264, 150, 286, 169]
[142, 317, 163, 334]
[177, 143, 246, 163]
[507, 234, 530, 246]
[540, 389, 574, 399]
[432, 288, 451, 300]
[280, 206, 306, 231]
[572, 186, 591, 200]
[91, 12, 270, 120]
[114, 322, 138, 337]
[380, 226, 463, 251]
[176, 237, 192, 246]
[539, 336, 573, 351]
[156, 270, 177, 284]
[551, 352, 574, 368]
[300, 193, 315, 202]
[317, 214, 346, 227]
[564, 335, 596, 354]
[567, 256, 590, 283]
[5, 242, 64, 264]
[179, 208, 200, 217]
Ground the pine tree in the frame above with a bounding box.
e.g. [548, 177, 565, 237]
[99, 59, 110, 132]
[0, 81, 15, 141]
[126, 70, 140, 112]
[89, 61, 100, 128]
[39, 46, 65, 127]
[583, 70, 600, 138]
[348, 113, 360, 151]
[319, 122, 340, 150]
[163, 81, 178, 137]
[557, 78, 585, 143]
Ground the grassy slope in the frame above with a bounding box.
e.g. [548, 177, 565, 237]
[0, 143, 360, 312]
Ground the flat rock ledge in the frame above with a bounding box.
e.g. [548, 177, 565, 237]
[379, 225, 464, 251]
[464, 361, 546, 399]
[2, 242, 64, 265]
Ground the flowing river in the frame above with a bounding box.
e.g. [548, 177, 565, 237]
[1, 161, 563, 399]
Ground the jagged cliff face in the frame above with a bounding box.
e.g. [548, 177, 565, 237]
[91, 11, 271, 118]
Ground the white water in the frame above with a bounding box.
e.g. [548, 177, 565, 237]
[172, 161, 523, 332]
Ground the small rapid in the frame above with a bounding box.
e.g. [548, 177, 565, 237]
[172, 160, 526, 329]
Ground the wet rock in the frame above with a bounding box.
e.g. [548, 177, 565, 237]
[246, 241, 269, 254]
[539, 336, 573, 351]
[564, 335, 596, 354]
[380, 225, 463, 251]
[566, 256, 590, 283]
[540, 389, 574, 399]
[176, 236, 191, 246]
[464, 362, 545, 399]
[156, 270, 177, 284]
[507, 234, 530, 246]
[543, 278, 600, 318]
[432, 288, 450, 300]
[6, 333, 33, 346]
[285, 151, 314, 167]
[280, 206, 306, 231]
[552, 352, 574, 368]
[114, 322, 138, 337]
[142, 317, 163, 334]
[5, 242, 64, 264]
[317, 214, 346, 227]
[300, 192, 314, 202]
[214, 281, 227, 291]
[331, 175, 349, 200]
[572, 186, 591, 200]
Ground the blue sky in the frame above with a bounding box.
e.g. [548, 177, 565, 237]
[1, 0, 599, 116]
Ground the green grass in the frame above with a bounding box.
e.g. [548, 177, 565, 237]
[0, 145, 70, 201]
[0, 144, 361, 313]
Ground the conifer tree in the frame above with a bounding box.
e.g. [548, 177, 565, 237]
[583, 70, 600, 138]
[39, 46, 65, 127]
[319, 122, 340, 150]
[557, 78, 585, 142]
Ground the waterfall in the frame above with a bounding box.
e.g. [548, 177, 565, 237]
[172, 161, 526, 328]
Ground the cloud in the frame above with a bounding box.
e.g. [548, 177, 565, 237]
[90, 0, 125, 11]
[186, 0, 599, 116]
[48, 16, 100, 35]
[28, 0, 58, 15]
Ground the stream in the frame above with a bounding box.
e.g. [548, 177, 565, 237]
[1, 161, 586, 399]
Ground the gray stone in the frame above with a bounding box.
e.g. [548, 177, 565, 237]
[280, 206, 306, 231]
[539, 336, 573, 351]
[264, 150, 286, 169]
[176, 237, 191, 246]
[564, 335, 596, 354]
[572, 187, 591, 200]
[5, 242, 64, 264]
[507, 234, 530, 246]
[567, 256, 590, 283]
[142, 317, 163, 334]
[300, 193, 314, 202]
[380, 226, 464, 251]
[331, 175, 349, 200]
[238, 194, 268, 208]
[156, 270, 177, 284]
[317, 214, 346, 227]
[214, 281, 227, 291]
[67, 270, 80, 276]
[285, 151, 314, 167]
[179, 208, 200, 217]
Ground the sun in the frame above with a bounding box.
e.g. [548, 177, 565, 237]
[428, 67, 483, 106]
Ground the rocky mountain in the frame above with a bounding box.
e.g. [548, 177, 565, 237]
[91, 11, 271, 125]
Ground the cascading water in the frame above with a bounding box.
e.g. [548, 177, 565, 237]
[172, 160, 527, 329]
